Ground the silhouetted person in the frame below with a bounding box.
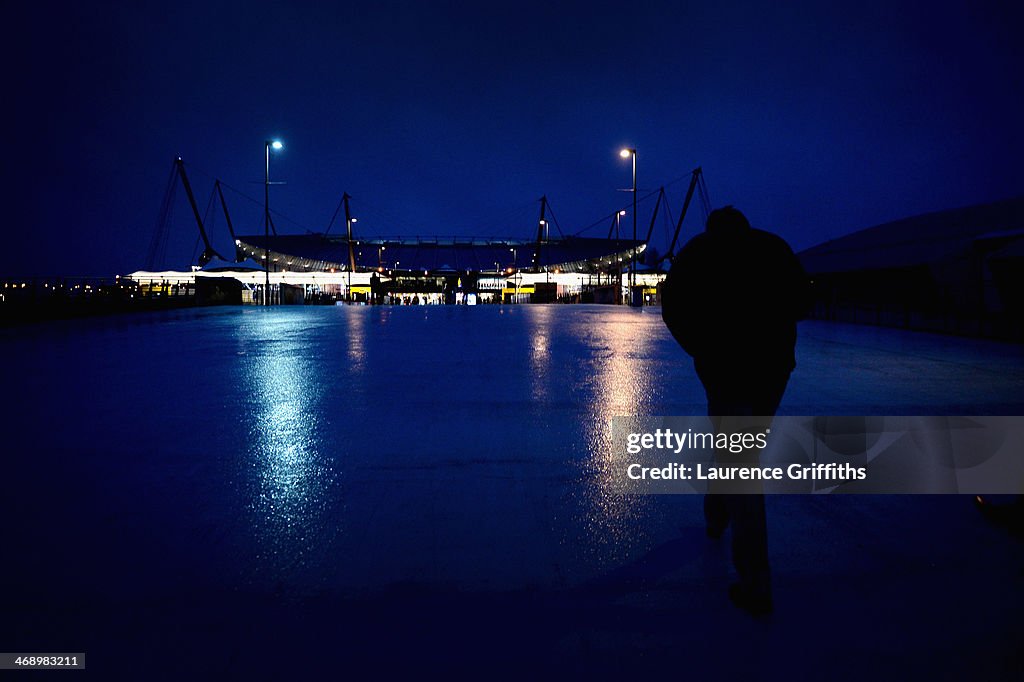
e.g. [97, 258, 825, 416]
[662, 206, 810, 615]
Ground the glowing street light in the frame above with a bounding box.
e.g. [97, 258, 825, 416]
[509, 247, 519, 303]
[614, 209, 627, 240]
[264, 139, 284, 305]
[619, 147, 637, 299]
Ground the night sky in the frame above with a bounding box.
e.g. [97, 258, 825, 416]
[7, 0, 1023, 277]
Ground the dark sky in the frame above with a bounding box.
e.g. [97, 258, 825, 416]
[7, 0, 1023, 276]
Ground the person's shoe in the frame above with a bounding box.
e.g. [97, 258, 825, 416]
[728, 582, 772, 616]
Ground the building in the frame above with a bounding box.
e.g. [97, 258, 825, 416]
[129, 234, 655, 305]
[798, 195, 1024, 339]
[231, 233, 650, 304]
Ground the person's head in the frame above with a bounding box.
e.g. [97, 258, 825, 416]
[705, 206, 750, 235]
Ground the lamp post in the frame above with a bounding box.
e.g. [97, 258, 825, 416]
[619, 147, 637, 297]
[264, 139, 283, 305]
[346, 217, 357, 302]
[509, 247, 518, 303]
[614, 209, 626, 299]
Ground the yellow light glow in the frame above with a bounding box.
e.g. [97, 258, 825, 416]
[620, 148, 631, 158]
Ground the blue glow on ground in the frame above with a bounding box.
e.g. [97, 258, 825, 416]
[1, 306, 1021, 676]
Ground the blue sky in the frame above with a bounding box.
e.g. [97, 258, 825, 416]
[6, 0, 1022, 275]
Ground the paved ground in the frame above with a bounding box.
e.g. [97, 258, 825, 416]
[0, 307, 1021, 678]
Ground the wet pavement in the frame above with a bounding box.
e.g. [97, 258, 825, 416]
[1, 306, 1021, 678]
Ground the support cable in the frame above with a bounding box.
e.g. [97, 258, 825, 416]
[145, 161, 178, 271]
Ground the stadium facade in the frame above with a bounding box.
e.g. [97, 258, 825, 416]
[130, 233, 657, 305]
[231, 233, 651, 304]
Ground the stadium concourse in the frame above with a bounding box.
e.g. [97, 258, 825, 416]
[130, 234, 661, 305]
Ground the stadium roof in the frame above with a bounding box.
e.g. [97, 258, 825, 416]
[798, 195, 1024, 274]
[235, 234, 645, 274]
[200, 257, 264, 272]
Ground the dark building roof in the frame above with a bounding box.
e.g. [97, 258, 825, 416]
[798, 195, 1024, 275]
[235, 234, 644, 273]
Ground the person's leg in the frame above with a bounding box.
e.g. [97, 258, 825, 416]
[704, 493, 729, 538]
[752, 368, 791, 417]
[726, 493, 771, 610]
[698, 365, 738, 540]
[724, 368, 790, 613]
[722, 413, 773, 609]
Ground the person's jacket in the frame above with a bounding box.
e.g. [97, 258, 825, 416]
[661, 224, 810, 373]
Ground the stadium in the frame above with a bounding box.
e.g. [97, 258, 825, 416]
[126, 159, 710, 306]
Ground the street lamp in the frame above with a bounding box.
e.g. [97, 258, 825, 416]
[509, 247, 518, 303]
[619, 147, 637, 297]
[346, 217, 357, 302]
[615, 209, 626, 239]
[264, 139, 283, 305]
